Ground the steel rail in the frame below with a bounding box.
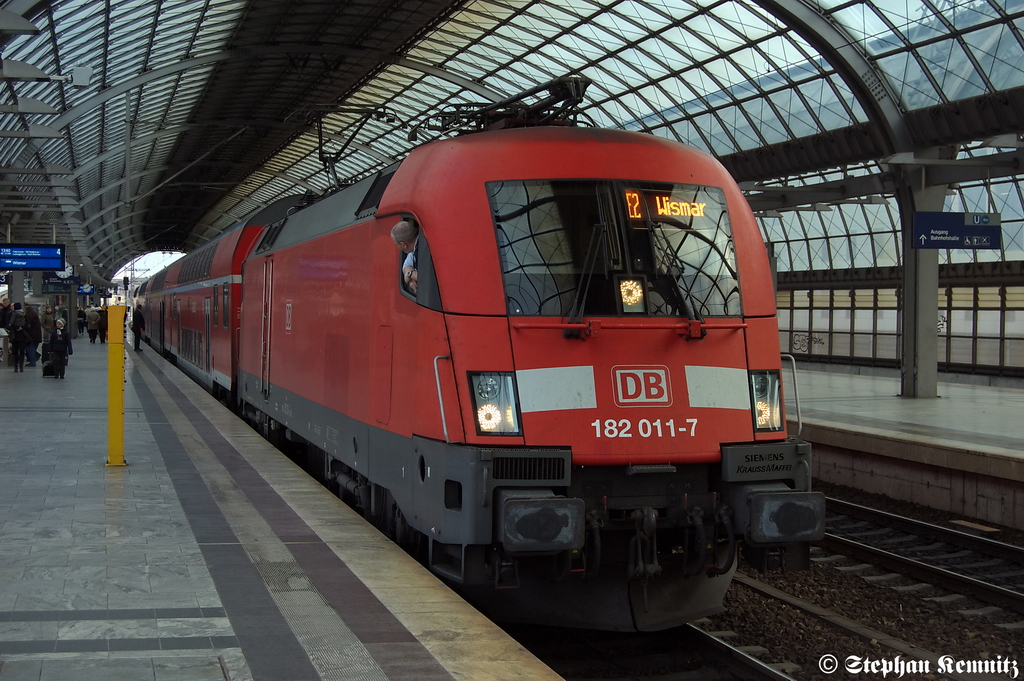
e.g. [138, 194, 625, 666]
[827, 497, 1024, 564]
[685, 623, 797, 681]
[820, 533, 1024, 616]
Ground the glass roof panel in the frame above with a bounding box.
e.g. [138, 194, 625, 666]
[760, 215, 785, 244]
[745, 92, 790, 142]
[680, 16, 746, 57]
[874, 233, 898, 268]
[828, 7, 905, 65]
[618, 46, 672, 80]
[572, 19, 630, 53]
[876, 2, 945, 43]
[718, 105, 758, 149]
[922, 37, 988, 100]
[967, 22, 1024, 90]
[633, 83, 682, 118]
[807, 237, 831, 269]
[589, 8, 650, 43]
[195, 0, 888, 247]
[829, 235, 852, 269]
[528, 2, 583, 25]
[827, 1, 1024, 111]
[613, 0, 673, 26]
[710, 1, 775, 41]
[691, 111, 734, 156]
[7, 0, 1024, 276]
[947, 1, 1002, 30]
[876, 51, 941, 109]
[651, 25, 697, 66]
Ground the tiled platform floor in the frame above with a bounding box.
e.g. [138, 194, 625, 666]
[0, 330, 559, 681]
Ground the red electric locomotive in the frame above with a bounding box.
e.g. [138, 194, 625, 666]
[140, 79, 824, 631]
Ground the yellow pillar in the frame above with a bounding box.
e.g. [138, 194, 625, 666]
[107, 305, 127, 466]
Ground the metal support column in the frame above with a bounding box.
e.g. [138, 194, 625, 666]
[898, 164, 947, 398]
[8, 272, 25, 306]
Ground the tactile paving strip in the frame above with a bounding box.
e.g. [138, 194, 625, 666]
[142, 366, 388, 681]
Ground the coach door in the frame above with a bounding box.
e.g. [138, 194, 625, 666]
[260, 258, 273, 397]
[204, 297, 211, 371]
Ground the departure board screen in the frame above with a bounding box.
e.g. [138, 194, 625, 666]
[0, 243, 65, 271]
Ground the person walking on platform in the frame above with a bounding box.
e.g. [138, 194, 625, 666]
[40, 304, 57, 340]
[0, 297, 12, 330]
[24, 305, 42, 367]
[7, 302, 29, 372]
[86, 306, 100, 343]
[49, 318, 73, 379]
[77, 307, 86, 335]
[98, 306, 108, 344]
[131, 309, 145, 351]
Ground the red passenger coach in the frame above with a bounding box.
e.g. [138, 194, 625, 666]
[141, 80, 825, 631]
[135, 195, 304, 398]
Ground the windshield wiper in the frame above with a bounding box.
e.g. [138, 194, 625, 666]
[565, 221, 607, 338]
[650, 223, 705, 324]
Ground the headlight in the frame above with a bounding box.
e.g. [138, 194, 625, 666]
[469, 372, 522, 436]
[749, 370, 783, 432]
[618, 275, 647, 314]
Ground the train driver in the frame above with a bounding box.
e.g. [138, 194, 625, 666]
[391, 219, 419, 294]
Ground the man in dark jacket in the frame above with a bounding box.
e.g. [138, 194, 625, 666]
[25, 305, 43, 366]
[49, 318, 73, 379]
[8, 302, 28, 372]
[131, 309, 145, 351]
[97, 306, 108, 344]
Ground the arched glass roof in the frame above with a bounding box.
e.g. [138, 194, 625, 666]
[1, 0, 1023, 282]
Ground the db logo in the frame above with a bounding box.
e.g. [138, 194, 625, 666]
[612, 366, 672, 407]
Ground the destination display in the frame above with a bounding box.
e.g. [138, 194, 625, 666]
[0, 243, 66, 270]
[625, 188, 706, 221]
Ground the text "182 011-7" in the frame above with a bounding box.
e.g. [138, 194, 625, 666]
[591, 418, 697, 438]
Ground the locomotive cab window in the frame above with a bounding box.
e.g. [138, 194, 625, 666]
[488, 179, 740, 318]
[391, 219, 441, 311]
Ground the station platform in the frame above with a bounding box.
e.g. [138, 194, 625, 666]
[0, 334, 560, 681]
[787, 365, 1024, 532]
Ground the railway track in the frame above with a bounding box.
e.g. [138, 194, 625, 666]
[503, 622, 800, 681]
[688, 624, 800, 681]
[824, 497, 1024, 623]
[728, 572, 1013, 681]
[511, 492, 1024, 681]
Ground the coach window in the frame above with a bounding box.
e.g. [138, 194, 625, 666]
[396, 227, 441, 312]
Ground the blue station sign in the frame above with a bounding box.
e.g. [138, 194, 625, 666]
[913, 212, 1002, 249]
[0, 243, 66, 270]
[42, 272, 80, 286]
